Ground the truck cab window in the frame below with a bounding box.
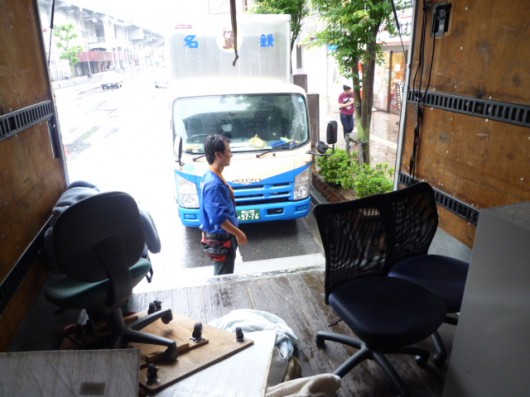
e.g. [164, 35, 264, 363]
[174, 93, 309, 155]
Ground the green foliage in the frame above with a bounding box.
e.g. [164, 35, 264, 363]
[317, 148, 360, 189]
[54, 24, 83, 66]
[251, 0, 308, 53]
[354, 163, 394, 198]
[317, 149, 394, 198]
[310, 0, 399, 84]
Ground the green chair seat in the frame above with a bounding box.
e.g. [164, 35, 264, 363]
[45, 258, 152, 310]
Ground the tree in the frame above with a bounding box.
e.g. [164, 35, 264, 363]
[54, 24, 84, 75]
[311, 0, 399, 164]
[251, 0, 309, 58]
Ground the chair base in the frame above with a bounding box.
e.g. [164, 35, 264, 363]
[69, 307, 178, 363]
[316, 331, 431, 397]
[431, 331, 447, 368]
[107, 307, 178, 362]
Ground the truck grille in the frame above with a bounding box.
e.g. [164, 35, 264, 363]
[233, 182, 293, 206]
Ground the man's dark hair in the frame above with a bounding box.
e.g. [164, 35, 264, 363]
[204, 134, 230, 165]
[343, 84, 351, 91]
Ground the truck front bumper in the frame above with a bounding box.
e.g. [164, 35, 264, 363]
[178, 197, 311, 228]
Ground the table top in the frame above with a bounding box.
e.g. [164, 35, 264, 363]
[0, 349, 140, 396]
[154, 330, 276, 397]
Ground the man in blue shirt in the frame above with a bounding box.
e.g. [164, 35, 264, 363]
[199, 134, 248, 275]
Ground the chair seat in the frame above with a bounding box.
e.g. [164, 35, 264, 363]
[329, 276, 447, 350]
[388, 254, 469, 312]
[45, 258, 152, 310]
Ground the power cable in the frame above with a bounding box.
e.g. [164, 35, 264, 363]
[229, 0, 239, 67]
[390, 0, 408, 56]
[409, 0, 434, 180]
[47, 0, 56, 67]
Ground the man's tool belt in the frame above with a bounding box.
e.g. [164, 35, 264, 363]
[201, 233, 232, 262]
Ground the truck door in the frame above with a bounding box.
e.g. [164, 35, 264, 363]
[0, 0, 67, 349]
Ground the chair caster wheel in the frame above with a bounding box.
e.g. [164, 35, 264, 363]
[162, 343, 178, 362]
[316, 334, 326, 348]
[148, 300, 162, 314]
[161, 312, 173, 324]
[415, 354, 428, 367]
[433, 353, 446, 368]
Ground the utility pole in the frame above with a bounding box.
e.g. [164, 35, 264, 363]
[86, 41, 92, 78]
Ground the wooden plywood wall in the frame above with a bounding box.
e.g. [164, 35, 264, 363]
[400, 0, 530, 247]
[0, 0, 66, 349]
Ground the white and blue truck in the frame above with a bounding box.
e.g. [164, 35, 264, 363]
[168, 14, 335, 227]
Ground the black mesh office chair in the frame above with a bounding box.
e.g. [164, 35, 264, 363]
[386, 182, 469, 365]
[313, 191, 447, 397]
[44, 191, 177, 361]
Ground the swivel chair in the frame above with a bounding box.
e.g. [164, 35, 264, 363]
[44, 181, 161, 272]
[386, 182, 469, 365]
[44, 191, 177, 361]
[313, 193, 447, 397]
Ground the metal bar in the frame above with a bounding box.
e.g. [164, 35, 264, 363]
[0, 101, 55, 142]
[407, 90, 530, 128]
[399, 172, 479, 225]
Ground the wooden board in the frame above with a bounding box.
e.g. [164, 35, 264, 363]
[0, 349, 140, 396]
[0, 0, 66, 350]
[400, 104, 530, 247]
[155, 330, 276, 397]
[130, 269, 452, 397]
[12, 269, 452, 397]
[134, 313, 254, 394]
[409, 0, 530, 104]
[132, 315, 210, 367]
[399, 0, 530, 248]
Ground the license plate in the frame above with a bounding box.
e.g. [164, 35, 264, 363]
[237, 209, 261, 221]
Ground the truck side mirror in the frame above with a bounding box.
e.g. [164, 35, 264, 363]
[174, 135, 184, 166]
[316, 141, 329, 154]
[326, 120, 338, 145]
[308, 120, 337, 156]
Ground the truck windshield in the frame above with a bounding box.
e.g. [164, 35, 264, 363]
[173, 93, 309, 154]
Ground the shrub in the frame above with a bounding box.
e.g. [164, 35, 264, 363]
[354, 163, 394, 198]
[316, 149, 394, 198]
[316, 148, 359, 188]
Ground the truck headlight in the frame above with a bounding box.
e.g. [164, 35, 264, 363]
[176, 175, 199, 208]
[294, 167, 310, 200]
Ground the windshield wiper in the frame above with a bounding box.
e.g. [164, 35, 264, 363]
[192, 153, 206, 161]
[256, 142, 292, 158]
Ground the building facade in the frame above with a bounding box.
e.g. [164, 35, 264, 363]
[37, 0, 164, 80]
[294, 4, 413, 117]
[373, 5, 412, 114]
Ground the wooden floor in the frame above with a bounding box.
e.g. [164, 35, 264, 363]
[129, 268, 454, 397]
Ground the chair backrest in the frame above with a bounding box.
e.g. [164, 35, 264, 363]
[387, 182, 438, 265]
[313, 182, 438, 303]
[52, 191, 145, 307]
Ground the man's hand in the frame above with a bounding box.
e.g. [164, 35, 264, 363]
[221, 220, 248, 245]
[339, 99, 354, 108]
[235, 229, 248, 245]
